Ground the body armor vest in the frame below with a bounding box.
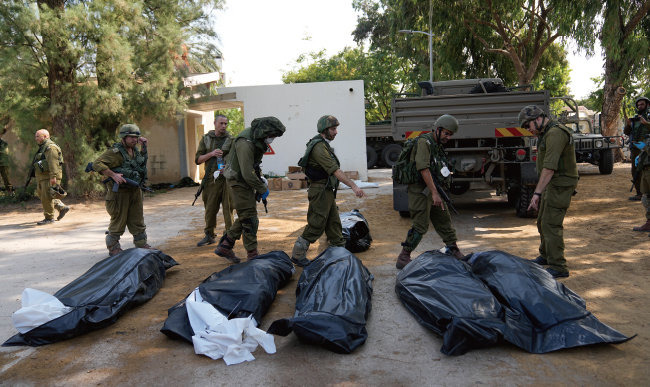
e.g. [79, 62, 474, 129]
[111, 142, 147, 185]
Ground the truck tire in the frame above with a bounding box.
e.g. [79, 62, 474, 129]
[515, 186, 537, 218]
[366, 145, 378, 169]
[399, 210, 410, 218]
[599, 149, 614, 175]
[381, 144, 402, 167]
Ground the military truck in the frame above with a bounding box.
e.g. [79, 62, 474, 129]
[389, 79, 620, 218]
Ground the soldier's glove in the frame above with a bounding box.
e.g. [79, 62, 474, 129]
[633, 141, 646, 150]
[635, 155, 640, 167]
[261, 189, 269, 200]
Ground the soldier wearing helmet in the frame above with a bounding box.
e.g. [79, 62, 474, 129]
[289, 115, 366, 267]
[624, 96, 650, 201]
[519, 105, 578, 278]
[32, 129, 70, 225]
[92, 123, 151, 256]
[396, 114, 465, 269]
[214, 116, 286, 263]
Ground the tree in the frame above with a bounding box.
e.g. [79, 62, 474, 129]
[0, 0, 223, 193]
[283, 47, 417, 122]
[599, 0, 650, 137]
[353, 0, 585, 88]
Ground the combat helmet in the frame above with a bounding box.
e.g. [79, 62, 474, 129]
[518, 105, 545, 127]
[317, 115, 340, 133]
[119, 124, 141, 139]
[49, 184, 67, 199]
[251, 116, 286, 140]
[434, 114, 459, 133]
[635, 96, 650, 110]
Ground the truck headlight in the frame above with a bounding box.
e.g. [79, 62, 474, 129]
[595, 140, 604, 148]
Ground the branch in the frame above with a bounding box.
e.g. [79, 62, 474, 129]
[623, 0, 650, 39]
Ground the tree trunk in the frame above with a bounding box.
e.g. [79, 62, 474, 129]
[601, 59, 626, 138]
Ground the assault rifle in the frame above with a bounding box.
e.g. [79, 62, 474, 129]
[85, 162, 153, 193]
[424, 175, 459, 215]
[192, 184, 203, 206]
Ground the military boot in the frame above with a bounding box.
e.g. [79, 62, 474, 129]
[632, 220, 650, 232]
[214, 233, 241, 264]
[141, 244, 155, 250]
[291, 235, 311, 267]
[396, 248, 412, 269]
[197, 233, 216, 247]
[56, 206, 70, 221]
[445, 243, 465, 260]
[37, 218, 55, 225]
[247, 249, 259, 260]
[109, 245, 123, 257]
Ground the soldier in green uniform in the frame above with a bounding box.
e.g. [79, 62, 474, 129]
[290, 115, 366, 267]
[92, 124, 150, 256]
[396, 115, 464, 269]
[520, 105, 579, 279]
[32, 129, 70, 225]
[0, 128, 13, 193]
[195, 114, 234, 246]
[214, 116, 286, 263]
[624, 96, 650, 201]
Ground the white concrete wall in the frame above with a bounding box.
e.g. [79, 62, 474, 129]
[218, 80, 367, 180]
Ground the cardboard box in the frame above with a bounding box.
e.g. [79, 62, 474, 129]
[268, 177, 283, 191]
[344, 170, 359, 180]
[301, 180, 309, 189]
[287, 166, 302, 173]
[286, 172, 307, 180]
[282, 178, 301, 190]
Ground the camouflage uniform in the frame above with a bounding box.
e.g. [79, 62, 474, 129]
[402, 132, 457, 251]
[0, 136, 12, 192]
[93, 142, 148, 252]
[536, 120, 579, 274]
[218, 117, 285, 256]
[33, 139, 67, 220]
[195, 130, 234, 238]
[624, 105, 650, 196]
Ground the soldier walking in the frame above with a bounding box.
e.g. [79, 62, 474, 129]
[625, 96, 650, 201]
[214, 116, 286, 263]
[520, 105, 578, 279]
[395, 115, 464, 269]
[92, 124, 151, 256]
[290, 115, 365, 267]
[195, 114, 234, 246]
[32, 129, 70, 225]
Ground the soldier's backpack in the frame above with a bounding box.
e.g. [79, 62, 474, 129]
[392, 138, 421, 185]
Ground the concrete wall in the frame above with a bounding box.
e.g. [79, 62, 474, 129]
[218, 80, 367, 180]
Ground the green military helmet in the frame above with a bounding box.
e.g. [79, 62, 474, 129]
[434, 114, 459, 133]
[518, 105, 545, 127]
[317, 115, 340, 133]
[251, 116, 286, 140]
[635, 96, 650, 108]
[119, 124, 141, 139]
[49, 184, 67, 199]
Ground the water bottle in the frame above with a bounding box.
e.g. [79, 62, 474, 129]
[214, 154, 224, 179]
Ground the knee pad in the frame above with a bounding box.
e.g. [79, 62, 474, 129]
[241, 217, 259, 237]
[401, 228, 423, 252]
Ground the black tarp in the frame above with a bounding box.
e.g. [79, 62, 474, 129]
[340, 209, 372, 253]
[3, 248, 178, 346]
[468, 250, 633, 353]
[395, 251, 505, 355]
[396, 250, 633, 355]
[267, 246, 374, 354]
[161, 251, 294, 343]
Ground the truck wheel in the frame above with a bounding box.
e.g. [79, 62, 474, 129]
[515, 186, 537, 218]
[399, 211, 410, 218]
[507, 187, 520, 207]
[366, 145, 378, 169]
[599, 149, 614, 175]
[381, 144, 402, 167]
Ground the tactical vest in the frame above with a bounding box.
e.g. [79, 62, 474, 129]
[537, 120, 578, 182]
[630, 109, 650, 142]
[224, 128, 266, 181]
[420, 132, 452, 188]
[111, 142, 147, 185]
[298, 134, 340, 188]
[33, 139, 63, 173]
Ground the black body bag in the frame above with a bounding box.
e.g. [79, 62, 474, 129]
[340, 209, 372, 253]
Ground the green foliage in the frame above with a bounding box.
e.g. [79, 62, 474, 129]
[283, 47, 418, 121]
[0, 0, 224, 194]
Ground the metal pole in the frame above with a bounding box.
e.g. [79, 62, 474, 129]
[428, 33, 433, 82]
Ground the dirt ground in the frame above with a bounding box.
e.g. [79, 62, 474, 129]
[0, 164, 648, 385]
